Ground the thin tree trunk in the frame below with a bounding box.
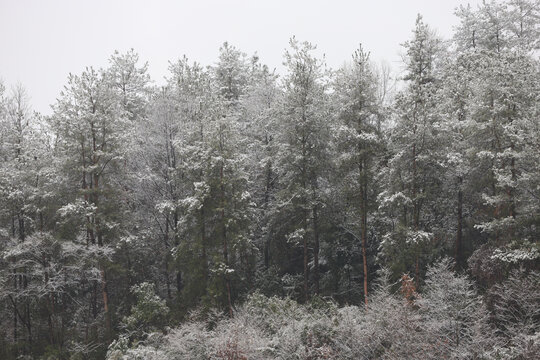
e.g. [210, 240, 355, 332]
[176, 272, 182, 293]
[412, 142, 420, 289]
[25, 304, 31, 346]
[313, 205, 320, 295]
[301, 129, 309, 302]
[415, 257, 420, 290]
[263, 153, 272, 269]
[412, 143, 418, 228]
[200, 207, 208, 283]
[173, 210, 183, 294]
[303, 212, 309, 302]
[101, 269, 111, 338]
[164, 216, 172, 299]
[361, 203, 368, 307]
[47, 304, 54, 345]
[92, 282, 98, 319]
[24, 275, 31, 346]
[220, 163, 233, 317]
[95, 178, 111, 336]
[45, 269, 54, 345]
[509, 142, 516, 220]
[455, 177, 463, 267]
[13, 269, 17, 344]
[359, 156, 369, 307]
[18, 214, 25, 242]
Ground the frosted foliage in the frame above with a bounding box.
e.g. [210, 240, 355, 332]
[490, 271, 540, 338]
[2, 1, 540, 358]
[115, 263, 504, 359]
[491, 243, 540, 263]
[418, 258, 495, 358]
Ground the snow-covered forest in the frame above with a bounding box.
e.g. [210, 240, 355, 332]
[1, 1, 539, 359]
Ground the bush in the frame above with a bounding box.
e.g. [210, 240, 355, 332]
[122, 282, 169, 335]
[106, 263, 536, 360]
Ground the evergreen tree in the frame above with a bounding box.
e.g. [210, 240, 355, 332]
[274, 38, 330, 300]
[378, 15, 445, 284]
[333, 45, 383, 305]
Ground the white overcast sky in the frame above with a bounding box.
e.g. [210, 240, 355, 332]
[0, 0, 481, 115]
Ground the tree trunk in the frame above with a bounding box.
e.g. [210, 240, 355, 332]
[412, 142, 420, 290]
[415, 256, 420, 290]
[164, 216, 172, 299]
[303, 212, 309, 302]
[176, 272, 182, 293]
[301, 129, 309, 302]
[220, 163, 233, 317]
[173, 208, 182, 294]
[24, 275, 31, 346]
[200, 207, 208, 283]
[412, 143, 419, 228]
[359, 157, 369, 307]
[313, 205, 320, 295]
[45, 269, 55, 345]
[361, 204, 368, 307]
[13, 269, 17, 344]
[455, 176, 463, 268]
[263, 154, 272, 269]
[92, 281, 98, 319]
[18, 213, 25, 242]
[101, 269, 111, 337]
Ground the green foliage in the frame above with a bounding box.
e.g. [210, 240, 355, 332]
[123, 282, 169, 333]
[1, 2, 540, 358]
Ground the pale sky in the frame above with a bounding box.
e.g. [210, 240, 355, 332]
[0, 0, 480, 115]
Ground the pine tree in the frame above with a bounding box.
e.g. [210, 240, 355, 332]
[52, 66, 128, 339]
[378, 15, 444, 285]
[333, 45, 383, 305]
[454, 0, 540, 278]
[275, 38, 330, 300]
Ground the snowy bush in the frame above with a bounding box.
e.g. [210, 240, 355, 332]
[122, 282, 169, 334]
[107, 262, 537, 360]
[488, 270, 540, 359]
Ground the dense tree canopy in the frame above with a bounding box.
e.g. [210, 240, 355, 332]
[0, 1, 539, 359]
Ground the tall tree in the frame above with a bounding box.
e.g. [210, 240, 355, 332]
[333, 45, 383, 306]
[275, 38, 330, 300]
[454, 0, 540, 280]
[52, 66, 128, 339]
[378, 15, 444, 284]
